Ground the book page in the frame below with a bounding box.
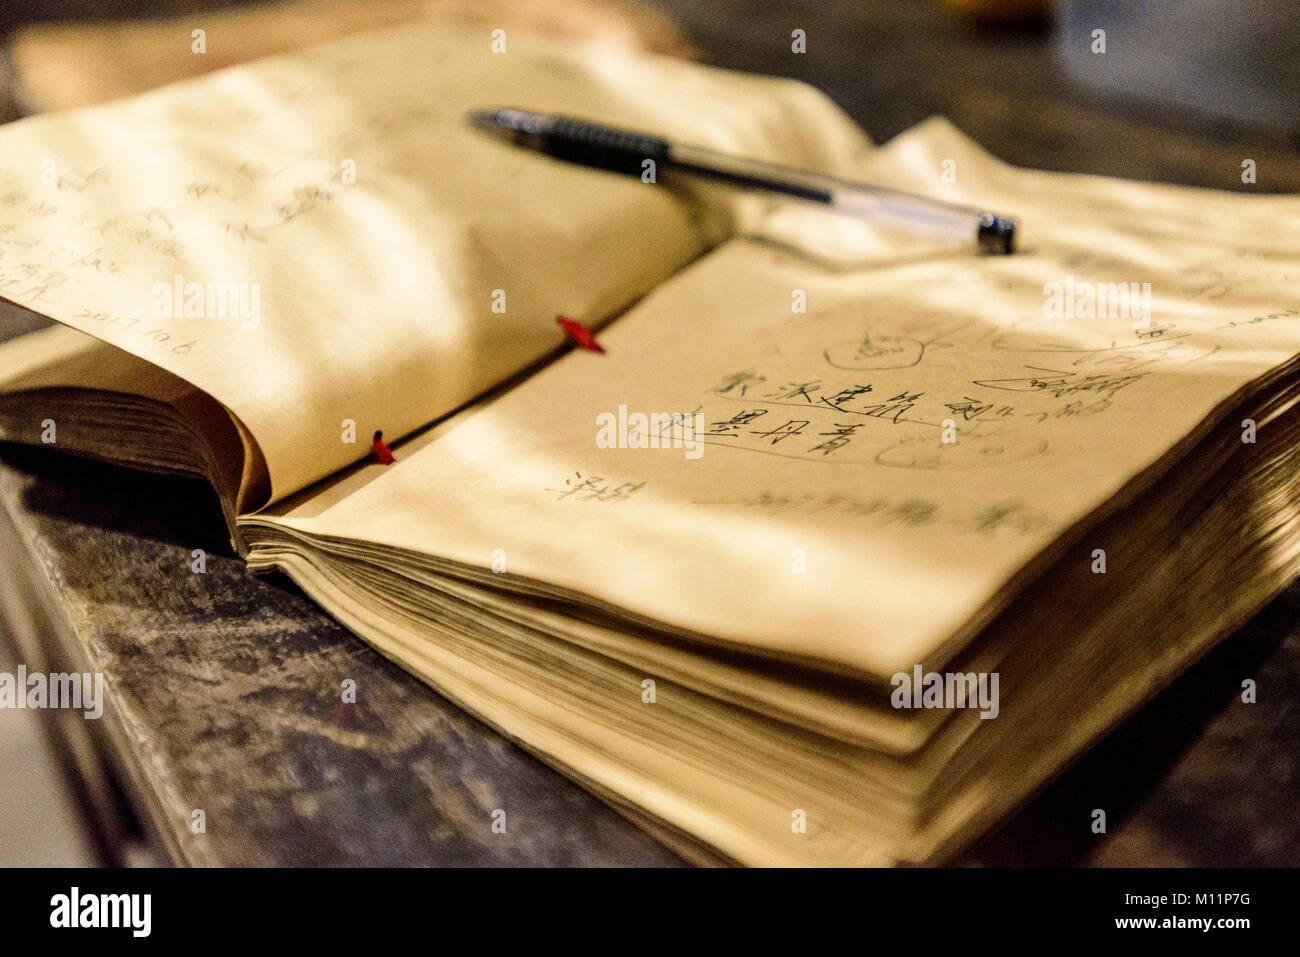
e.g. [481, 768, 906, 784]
[0, 22, 870, 504]
[250, 118, 1300, 677]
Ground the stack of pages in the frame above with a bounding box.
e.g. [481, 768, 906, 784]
[2, 24, 1298, 865]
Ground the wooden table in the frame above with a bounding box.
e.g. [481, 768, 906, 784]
[1, 0, 1297, 866]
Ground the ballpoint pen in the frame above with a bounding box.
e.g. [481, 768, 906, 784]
[469, 107, 1018, 255]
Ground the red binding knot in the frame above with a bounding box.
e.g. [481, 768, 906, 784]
[557, 315, 605, 354]
[372, 430, 395, 465]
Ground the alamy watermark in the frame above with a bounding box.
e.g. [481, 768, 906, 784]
[151, 273, 261, 328]
[0, 667, 103, 719]
[890, 665, 999, 719]
[596, 405, 703, 459]
[1043, 275, 1152, 329]
[50, 887, 150, 937]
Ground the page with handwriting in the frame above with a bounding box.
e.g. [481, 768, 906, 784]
[252, 118, 1300, 677]
[0, 23, 870, 504]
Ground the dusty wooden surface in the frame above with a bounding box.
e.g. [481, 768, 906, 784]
[1, 0, 1297, 865]
[0, 445, 685, 865]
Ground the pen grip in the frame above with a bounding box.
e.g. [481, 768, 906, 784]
[542, 116, 670, 177]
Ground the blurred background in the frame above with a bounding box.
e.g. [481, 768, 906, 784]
[1, 0, 1298, 185]
[1, 0, 1297, 865]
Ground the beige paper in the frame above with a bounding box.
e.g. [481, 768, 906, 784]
[253, 118, 1300, 678]
[0, 22, 870, 504]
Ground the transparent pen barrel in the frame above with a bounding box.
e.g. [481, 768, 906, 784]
[669, 143, 984, 246]
[831, 187, 977, 245]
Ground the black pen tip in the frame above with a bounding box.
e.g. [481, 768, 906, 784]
[467, 109, 502, 132]
[467, 108, 553, 145]
[977, 214, 1017, 255]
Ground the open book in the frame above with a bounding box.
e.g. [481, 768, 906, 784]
[2, 23, 1298, 866]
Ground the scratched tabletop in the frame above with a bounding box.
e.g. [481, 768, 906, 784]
[1, 0, 1298, 866]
